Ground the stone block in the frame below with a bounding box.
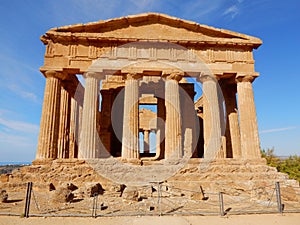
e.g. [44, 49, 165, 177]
[85, 182, 104, 197]
[109, 184, 126, 193]
[51, 188, 74, 203]
[281, 186, 297, 201]
[0, 189, 8, 203]
[122, 187, 139, 201]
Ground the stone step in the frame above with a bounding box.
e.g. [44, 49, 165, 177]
[169, 172, 289, 181]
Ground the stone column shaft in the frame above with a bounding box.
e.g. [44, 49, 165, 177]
[69, 97, 79, 158]
[99, 90, 113, 153]
[223, 85, 241, 158]
[157, 97, 165, 159]
[229, 110, 242, 158]
[36, 71, 61, 159]
[164, 72, 183, 159]
[143, 130, 150, 153]
[57, 86, 70, 158]
[121, 74, 140, 159]
[79, 75, 100, 159]
[237, 76, 261, 159]
[201, 75, 222, 159]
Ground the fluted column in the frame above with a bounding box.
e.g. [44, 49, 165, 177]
[121, 73, 141, 159]
[36, 71, 62, 159]
[79, 73, 100, 159]
[229, 110, 242, 158]
[157, 97, 165, 159]
[236, 75, 261, 159]
[57, 85, 70, 158]
[144, 130, 150, 153]
[164, 71, 183, 159]
[69, 97, 79, 158]
[223, 85, 241, 158]
[199, 75, 222, 159]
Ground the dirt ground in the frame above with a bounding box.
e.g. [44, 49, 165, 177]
[0, 214, 300, 225]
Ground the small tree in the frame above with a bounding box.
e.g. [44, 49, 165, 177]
[261, 148, 280, 169]
[261, 148, 300, 183]
[278, 155, 300, 182]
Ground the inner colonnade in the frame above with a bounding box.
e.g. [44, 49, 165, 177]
[36, 69, 261, 161]
[35, 13, 263, 162]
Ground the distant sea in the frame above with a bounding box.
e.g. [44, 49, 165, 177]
[0, 162, 31, 166]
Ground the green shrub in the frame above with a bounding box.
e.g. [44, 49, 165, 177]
[261, 148, 300, 183]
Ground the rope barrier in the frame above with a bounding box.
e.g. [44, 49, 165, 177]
[31, 189, 41, 212]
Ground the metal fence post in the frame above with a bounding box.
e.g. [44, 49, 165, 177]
[24, 182, 33, 218]
[219, 192, 225, 216]
[275, 182, 283, 213]
[157, 182, 162, 216]
[92, 194, 98, 218]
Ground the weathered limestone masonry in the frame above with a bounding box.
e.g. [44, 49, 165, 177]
[34, 13, 264, 161]
[2, 13, 299, 201]
[121, 73, 141, 159]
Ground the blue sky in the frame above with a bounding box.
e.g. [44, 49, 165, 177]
[0, 0, 299, 162]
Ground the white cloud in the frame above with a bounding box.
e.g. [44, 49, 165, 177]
[0, 53, 37, 74]
[7, 84, 40, 103]
[0, 110, 38, 161]
[223, 5, 239, 18]
[260, 126, 297, 134]
[0, 132, 32, 145]
[47, 0, 227, 27]
[0, 131, 37, 161]
[179, 0, 225, 21]
[0, 117, 39, 134]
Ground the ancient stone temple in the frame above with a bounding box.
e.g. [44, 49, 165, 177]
[1, 14, 299, 215]
[36, 13, 262, 162]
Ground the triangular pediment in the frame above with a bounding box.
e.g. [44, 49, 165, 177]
[41, 13, 262, 48]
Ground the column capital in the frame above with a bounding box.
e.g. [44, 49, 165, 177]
[162, 71, 183, 82]
[84, 71, 106, 80]
[236, 75, 256, 83]
[125, 72, 142, 80]
[197, 74, 216, 83]
[44, 70, 66, 80]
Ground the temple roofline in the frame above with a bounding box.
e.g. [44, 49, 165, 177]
[40, 13, 262, 49]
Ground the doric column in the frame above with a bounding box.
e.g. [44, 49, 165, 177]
[69, 80, 84, 159]
[229, 109, 242, 158]
[57, 85, 70, 158]
[79, 72, 100, 159]
[99, 89, 113, 153]
[157, 97, 165, 159]
[180, 84, 196, 158]
[223, 84, 241, 158]
[164, 71, 183, 159]
[69, 97, 79, 158]
[236, 75, 261, 159]
[121, 73, 141, 159]
[143, 130, 150, 153]
[36, 71, 62, 159]
[199, 75, 222, 159]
